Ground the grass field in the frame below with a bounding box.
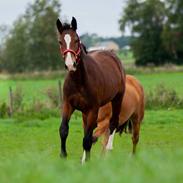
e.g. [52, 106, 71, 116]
[0, 109, 183, 183]
[136, 72, 183, 95]
[0, 70, 183, 182]
[0, 79, 59, 103]
[0, 72, 183, 103]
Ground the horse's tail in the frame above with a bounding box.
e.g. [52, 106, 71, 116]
[127, 120, 132, 133]
[117, 119, 132, 136]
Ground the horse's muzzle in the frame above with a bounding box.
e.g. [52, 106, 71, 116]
[65, 62, 77, 72]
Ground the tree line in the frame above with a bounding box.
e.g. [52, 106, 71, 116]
[119, 0, 183, 66]
[0, 0, 183, 73]
[80, 33, 131, 49]
[0, 0, 62, 73]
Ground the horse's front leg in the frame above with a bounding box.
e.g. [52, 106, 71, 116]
[82, 109, 98, 164]
[59, 102, 74, 158]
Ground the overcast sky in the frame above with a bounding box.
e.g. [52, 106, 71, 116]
[0, 0, 125, 37]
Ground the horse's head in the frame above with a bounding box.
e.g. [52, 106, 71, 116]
[56, 17, 81, 72]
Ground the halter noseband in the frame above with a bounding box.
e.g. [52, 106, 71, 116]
[60, 40, 81, 63]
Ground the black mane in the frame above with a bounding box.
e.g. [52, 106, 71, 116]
[81, 43, 88, 54]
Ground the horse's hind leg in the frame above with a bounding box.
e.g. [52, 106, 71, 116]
[131, 116, 140, 154]
[102, 129, 110, 153]
[106, 93, 123, 150]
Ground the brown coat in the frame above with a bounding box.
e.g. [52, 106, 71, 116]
[94, 75, 145, 153]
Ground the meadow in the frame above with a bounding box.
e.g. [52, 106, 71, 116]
[0, 72, 182, 103]
[0, 109, 183, 183]
[0, 70, 183, 183]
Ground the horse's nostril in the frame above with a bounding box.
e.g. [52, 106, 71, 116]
[73, 62, 77, 67]
[65, 64, 68, 69]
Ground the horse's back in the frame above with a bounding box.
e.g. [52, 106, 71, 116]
[87, 50, 125, 106]
[88, 50, 125, 82]
[126, 75, 144, 98]
[121, 75, 144, 123]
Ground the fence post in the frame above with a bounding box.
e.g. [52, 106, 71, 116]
[9, 86, 13, 117]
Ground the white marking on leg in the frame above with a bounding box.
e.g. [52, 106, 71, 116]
[64, 34, 76, 71]
[81, 150, 86, 165]
[106, 129, 116, 150]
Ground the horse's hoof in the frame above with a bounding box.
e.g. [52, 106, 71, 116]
[106, 143, 113, 151]
[60, 152, 67, 158]
[92, 136, 98, 144]
[106, 147, 113, 151]
[81, 151, 86, 165]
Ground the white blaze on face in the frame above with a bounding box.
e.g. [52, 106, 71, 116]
[64, 34, 76, 71]
[106, 129, 116, 150]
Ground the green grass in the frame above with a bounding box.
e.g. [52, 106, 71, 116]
[135, 72, 183, 95]
[0, 109, 183, 183]
[0, 72, 182, 105]
[0, 79, 60, 103]
[118, 50, 134, 66]
[0, 70, 183, 182]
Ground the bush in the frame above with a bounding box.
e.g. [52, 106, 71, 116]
[146, 84, 183, 109]
[0, 102, 8, 118]
[13, 98, 60, 120]
[0, 85, 61, 119]
[44, 86, 61, 108]
[13, 85, 24, 112]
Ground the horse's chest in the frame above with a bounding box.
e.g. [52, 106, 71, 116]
[69, 92, 89, 111]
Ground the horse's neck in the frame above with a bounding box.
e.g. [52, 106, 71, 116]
[69, 57, 86, 86]
[67, 46, 93, 90]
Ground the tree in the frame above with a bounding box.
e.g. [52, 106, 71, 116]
[1, 0, 62, 73]
[80, 33, 101, 48]
[162, 0, 183, 64]
[119, 0, 169, 66]
[0, 25, 9, 71]
[2, 17, 29, 72]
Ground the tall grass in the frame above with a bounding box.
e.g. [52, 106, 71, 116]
[1, 149, 183, 183]
[146, 83, 183, 109]
[0, 110, 183, 183]
[1, 83, 182, 119]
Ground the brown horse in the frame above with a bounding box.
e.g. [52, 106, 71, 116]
[93, 75, 144, 154]
[56, 17, 125, 163]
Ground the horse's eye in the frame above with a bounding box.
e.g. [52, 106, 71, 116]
[75, 40, 78, 43]
[59, 41, 62, 45]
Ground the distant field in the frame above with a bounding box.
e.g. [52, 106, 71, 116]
[0, 69, 183, 182]
[0, 79, 59, 103]
[118, 50, 134, 65]
[135, 72, 183, 95]
[0, 109, 183, 183]
[0, 72, 182, 104]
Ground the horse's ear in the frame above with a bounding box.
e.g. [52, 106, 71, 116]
[71, 17, 77, 31]
[56, 18, 63, 33]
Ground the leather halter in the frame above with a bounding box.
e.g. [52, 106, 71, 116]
[60, 40, 81, 63]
